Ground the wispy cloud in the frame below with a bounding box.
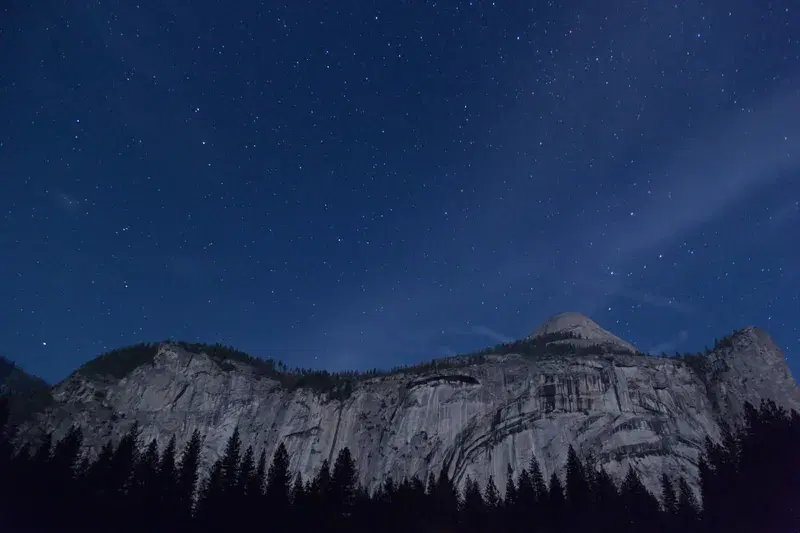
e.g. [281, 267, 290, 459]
[466, 325, 513, 344]
[648, 330, 690, 355]
[297, 80, 800, 370]
[618, 290, 698, 316]
[49, 190, 81, 214]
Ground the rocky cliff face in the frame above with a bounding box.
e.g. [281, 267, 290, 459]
[18, 314, 800, 500]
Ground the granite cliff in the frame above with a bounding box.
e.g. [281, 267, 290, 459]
[16, 313, 800, 499]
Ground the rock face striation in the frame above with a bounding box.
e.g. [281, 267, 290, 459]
[18, 313, 800, 499]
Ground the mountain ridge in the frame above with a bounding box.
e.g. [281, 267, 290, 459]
[9, 314, 800, 502]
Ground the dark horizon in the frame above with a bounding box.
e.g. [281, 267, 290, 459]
[3, 318, 788, 387]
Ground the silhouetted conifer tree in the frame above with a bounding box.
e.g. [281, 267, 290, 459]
[675, 476, 699, 532]
[47, 426, 84, 529]
[512, 467, 533, 532]
[529, 455, 548, 504]
[197, 458, 224, 533]
[429, 465, 460, 532]
[158, 434, 178, 529]
[591, 467, 620, 533]
[461, 475, 486, 533]
[0, 396, 10, 450]
[504, 463, 517, 509]
[478, 474, 500, 532]
[266, 442, 292, 533]
[309, 459, 332, 532]
[19, 432, 52, 523]
[565, 445, 591, 530]
[175, 430, 202, 529]
[620, 466, 659, 533]
[219, 427, 241, 494]
[290, 472, 309, 531]
[4, 442, 32, 528]
[131, 438, 161, 532]
[84, 439, 115, 530]
[246, 448, 267, 514]
[236, 444, 255, 519]
[517, 466, 533, 502]
[112, 423, 142, 533]
[330, 447, 358, 532]
[547, 471, 565, 531]
[484, 475, 500, 508]
[660, 472, 677, 532]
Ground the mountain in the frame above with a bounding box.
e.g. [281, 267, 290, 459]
[13, 313, 800, 500]
[0, 355, 52, 425]
[528, 311, 638, 354]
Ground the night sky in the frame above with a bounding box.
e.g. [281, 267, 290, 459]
[2, 1, 799, 384]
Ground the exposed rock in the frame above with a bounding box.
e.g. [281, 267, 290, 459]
[16, 316, 800, 503]
[529, 312, 638, 354]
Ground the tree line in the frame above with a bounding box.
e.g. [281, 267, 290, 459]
[0, 396, 796, 533]
[73, 332, 639, 402]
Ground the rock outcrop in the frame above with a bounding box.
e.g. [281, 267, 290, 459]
[17, 313, 800, 500]
[529, 311, 638, 354]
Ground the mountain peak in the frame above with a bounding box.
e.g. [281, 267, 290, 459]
[528, 312, 638, 353]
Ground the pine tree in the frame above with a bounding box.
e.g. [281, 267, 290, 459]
[0, 396, 10, 459]
[219, 427, 242, 494]
[659, 472, 678, 533]
[32, 432, 53, 475]
[307, 459, 332, 532]
[517, 467, 534, 504]
[176, 430, 202, 528]
[660, 472, 677, 515]
[197, 458, 224, 533]
[592, 467, 620, 533]
[504, 463, 517, 508]
[291, 471, 305, 505]
[236, 444, 255, 518]
[529, 454, 548, 505]
[620, 466, 659, 533]
[547, 471, 565, 531]
[675, 477, 699, 532]
[565, 444, 590, 528]
[330, 447, 358, 532]
[131, 438, 161, 532]
[291, 472, 308, 531]
[158, 434, 179, 528]
[266, 443, 292, 533]
[484, 475, 501, 508]
[48, 426, 84, 529]
[109, 422, 142, 530]
[431, 465, 460, 531]
[84, 439, 115, 529]
[461, 475, 485, 533]
[246, 448, 267, 511]
[112, 422, 141, 495]
[27, 432, 53, 524]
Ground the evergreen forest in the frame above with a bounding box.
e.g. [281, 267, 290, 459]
[0, 396, 796, 533]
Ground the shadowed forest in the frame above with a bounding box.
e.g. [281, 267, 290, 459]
[0, 397, 796, 533]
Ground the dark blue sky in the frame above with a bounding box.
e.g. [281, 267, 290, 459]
[2, 1, 798, 384]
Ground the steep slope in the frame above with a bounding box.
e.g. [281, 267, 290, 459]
[0, 356, 53, 425]
[16, 317, 800, 501]
[529, 312, 638, 354]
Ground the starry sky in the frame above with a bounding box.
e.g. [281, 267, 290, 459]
[2, 0, 799, 384]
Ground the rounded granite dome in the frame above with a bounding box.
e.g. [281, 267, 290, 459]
[528, 311, 638, 353]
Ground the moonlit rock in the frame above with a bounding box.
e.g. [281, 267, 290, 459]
[19, 316, 800, 503]
[529, 311, 638, 354]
